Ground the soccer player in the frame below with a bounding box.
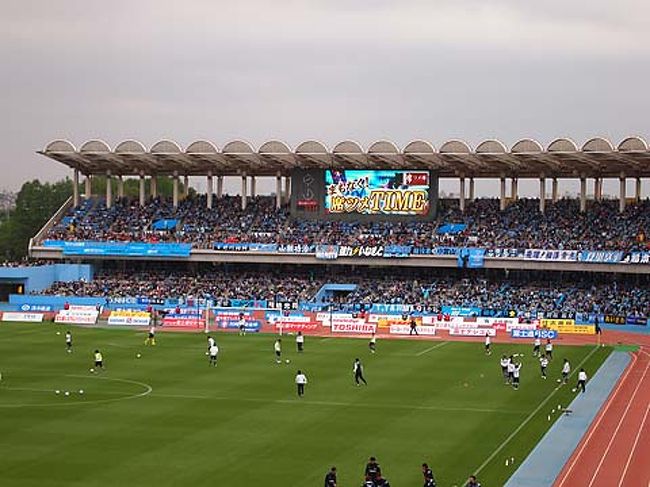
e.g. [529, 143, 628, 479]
[353, 358, 368, 386]
[369, 332, 377, 354]
[545, 339, 553, 360]
[145, 325, 156, 346]
[465, 475, 482, 487]
[422, 463, 437, 487]
[561, 358, 571, 384]
[93, 349, 104, 371]
[576, 368, 588, 393]
[296, 331, 304, 353]
[506, 356, 515, 384]
[65, 330, 73, 353]
[295, 370, 307, 397]
[540, 354, 549, 379]
[409, 318, 419, 335]
[274, 338, 282, 364]
[365, 456, 381, 482]
[500, 355, 510, 384]
[484, 332, 491, 355]
[375, 475, 391, 487]
[512, 361, 522, 390]
[208, 342, 219, 366]
[533, 336, 541, 356]
[207, 335, 215, 355]
[324, 466, 337, 487]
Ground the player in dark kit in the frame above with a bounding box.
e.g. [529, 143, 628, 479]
[365, 456, 381, 482]
[409, 318, 419, 335]
[324, 466, 337, 487]
[353, 358, 368, 386]
[422, 463, 437, 486]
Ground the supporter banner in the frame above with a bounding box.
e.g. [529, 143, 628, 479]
[458, 248, 485, 269]
[45, 241, 193, 258]
[331, 322, 377, 334]
[389, 324, 436, 335]
[229, 299, 268, 308]
[437, 223, 467, 235]
[625, 252, 650, 264]
[213, 242, 278, 252]
[579, 250, 624, 263]
[627, 316, 648, 326]
[315, 244, 339, 260]
[511, 329, 558, 339]
[523, 249, 579, 262]
[338, 245, 384, 258]
[277, 244, 315, 254]
[541, 318, 575, 327]
[55, 308, 99, 324]
[433, 247, 461, 256]
[603, 314, 627, 325]
[485, 248, 522, 259]
[151, 219, 177, 231]
[107, 310, 151, 326]
[441, 306, 482, 317]
[383, 245, 412, 258]
[449, 327, 496, 337]
[108, 297, 165, 306]
[2, 312, 44, 323]
[366, 304, 413, 314]
[19, 304, 52, 312]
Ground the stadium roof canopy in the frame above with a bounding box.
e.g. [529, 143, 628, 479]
[39, 136, 650, 178]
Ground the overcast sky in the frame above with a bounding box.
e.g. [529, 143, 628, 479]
[1, 0, 648, 196]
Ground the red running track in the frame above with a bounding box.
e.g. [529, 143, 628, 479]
[554, 338, 650, 487]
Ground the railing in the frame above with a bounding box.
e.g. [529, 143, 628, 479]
[30, 196, 73, 248]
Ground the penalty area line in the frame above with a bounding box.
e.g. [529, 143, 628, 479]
[416, 341, 448, 356]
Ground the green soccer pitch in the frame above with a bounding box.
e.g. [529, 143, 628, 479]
[0, 323, 610, 487]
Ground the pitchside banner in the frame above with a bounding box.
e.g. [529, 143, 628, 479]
[511, 329, 558, 339]
[541, 319, 595, 335]
[55, 306, 99, 324]
[449, 327, 496, 337]
[331, 322, 377, 334]
[389, 324, 436, 335]
[108, 310, 151, 326]
[1, 312, 44, 323]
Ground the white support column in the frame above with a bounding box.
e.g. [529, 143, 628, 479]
[183, 175, 189, 198]
[594, 178, 601, 201]
[619, 173, 626, 213]
[499, 177, 506, 211]
[511, 178, 518, 201]
[579, 175, 587, 213]
[139, 174, 145, 206]
[275, 173, 282, 209]
[284, 176, 291, 204]
[459, 176, 466, 213]
[552, 178, 559, 203]
[150, 176, 158, 199]
[241, 173, 248, 210]
[635, 177, 641, 203]
[206, 172, 213, 209]
[539, 176, 546, 213]
[84, 175, 92, 199]
[172, 172, 179, 208]
[217, 176, 223, 198]
[117, 176, 124, 199]
[72, 169, 80, 207]
[250, 176, 256, 198]
[469, 177, 475, 201]
[105, 171, 113, 209]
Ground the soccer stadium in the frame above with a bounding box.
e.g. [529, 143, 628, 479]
[0, 135, 648, 486]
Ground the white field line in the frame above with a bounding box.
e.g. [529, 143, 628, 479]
[471, 345, 600, 481]
[587, 355, 650, 487]
[416, 341, 449, 356]
[555, 352, 638, 487]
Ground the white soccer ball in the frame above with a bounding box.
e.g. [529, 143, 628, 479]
[556, 379, 561, 383]
[55, 390, 60, 394]
[572, 388, 577, 393]
[56, 332, 61, 335]
[79, 389, 84, 394]
[64, 391, 70, 396]
[90, 368, 94, 373]
[136, 353, 142, 358]
[285, 359, 290, 364]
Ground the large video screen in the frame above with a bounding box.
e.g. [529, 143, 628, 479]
[324, 170, 430, 216]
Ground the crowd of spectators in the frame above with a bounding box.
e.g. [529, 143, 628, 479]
[39, 268, 649, 318]
[45, 195, 649, 252]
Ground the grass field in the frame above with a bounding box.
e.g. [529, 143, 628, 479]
[0, 323, 610, 486]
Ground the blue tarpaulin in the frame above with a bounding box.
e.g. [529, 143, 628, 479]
[436, 223, 467, 234]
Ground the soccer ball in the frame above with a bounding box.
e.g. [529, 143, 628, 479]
[90, 368, 94, 373]
[64, 391, 70, 396]
[285, 359, 290, 364]
[79, 389, 84, 394]
[55, 390, 60, 395]
[56, 331, 61, 335]
[136, 353, 142, 358]
[556, 379, 561, 383]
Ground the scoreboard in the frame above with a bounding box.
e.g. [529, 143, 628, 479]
[291, 169, 438, 220]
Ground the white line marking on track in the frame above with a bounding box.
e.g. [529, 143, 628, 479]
[416, 341, 448, 356]
[618, 404, 650, 487]
[587, 354, 650, 487]
[555, 352, 638, 487]
[471, 345, 600, 482]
